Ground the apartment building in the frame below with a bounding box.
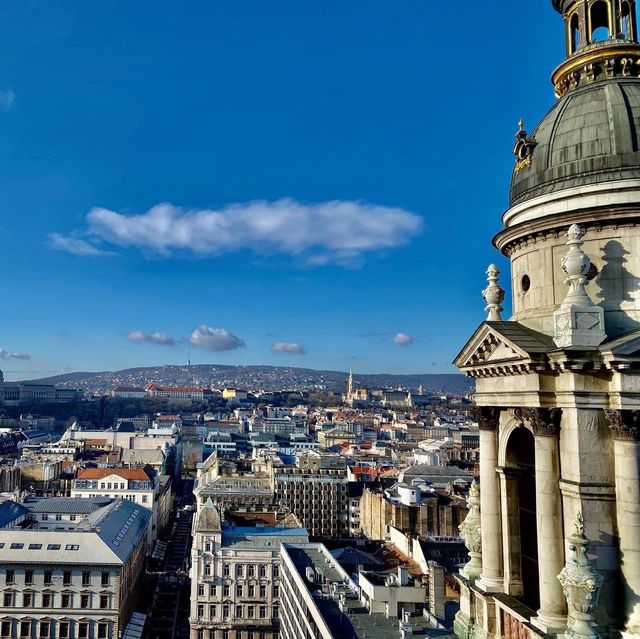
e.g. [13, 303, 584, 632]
[189, 500, 308, 639]
[269, 453, 349, 540]
[0, 498, 150, 639]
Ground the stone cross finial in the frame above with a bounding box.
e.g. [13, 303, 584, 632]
[553, 225, 606, 348]
[482, 264, 505, 322]
[459, 480, 482, 581]
[558, 511, 603, 639]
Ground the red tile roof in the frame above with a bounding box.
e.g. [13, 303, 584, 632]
[76, 467, 150, 480]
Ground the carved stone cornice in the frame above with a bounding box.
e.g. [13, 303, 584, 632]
[604, 409, 640, 441]
[472, 406, 501, 431]
[522, 407, 563, 437]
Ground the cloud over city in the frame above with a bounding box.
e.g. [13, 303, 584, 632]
[271, 342, 306, 355]
[190, 325, 246, 352]
[51, 199, 423, 264]
[0, 349, 31, 360]
[393, 333, 414, 346]
[127, 331, 177, 346]
[49, 233, 112, 257]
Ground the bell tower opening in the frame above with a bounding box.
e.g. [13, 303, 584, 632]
[590, 0, 611, 41]
[570, 12, 580, 53]
[505, 427, 540, 612]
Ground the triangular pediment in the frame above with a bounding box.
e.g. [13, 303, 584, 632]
[454, 321, 553, 372]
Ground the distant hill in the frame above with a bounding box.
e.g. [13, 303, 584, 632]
[28, 364, 474, 396]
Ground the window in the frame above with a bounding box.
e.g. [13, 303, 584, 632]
[59, 622, 69, 639]
[0, 621, 11, 638]
[197, 604, 204, 619]
[78, 622, 89, 639]
[235, 605, 242, 617]
[28, 544, 42, 550]
[61, 593, 71, 608]
[236, 584, 243, 597]
[273, 585, 279, 597]
[4, 571, 12, 585]
[9, 543, 23, 550]
[259, 606, 267, 618]
[81, 594, 90, 608]
[25, 570, 33, 585]
[223, 584, 230, 597]
[590, 0, 611, 41]
[248, 565, 255, 577]
[259, 565, 267, 578]
[65, 544, 79, 551]
[259, 585, 266, 598]
[204, 563, 211, 576]
[56, 514, 62, 521]
[42, 592, 53, 607]
[44, 571, 52, 585]
[248, 585, 255, 598]
[247, 605, 255, 618]
[19, 621, 31, 638]
[63, 571, 72, 586]
[38, 621, 51, 638]
[101, 571, 110, 586]
[273, 565, 279, 578]
[70, 515, 76, 521]
[23, 592, 33, 607]
[100, 594, 109, 609]
[197, 630, 204, 639]
[223, 563, 230, 577]
[223, 605, 229, 619]
[82, 571, 90, 586]
[142, 495, 148, 503]
[2, 592, 12, 607]
[209, 585, 216, 597]
[205, 542, 212, 552]
[209, 604, 217, 618]
[42, 514, 48, 521]
[197, 584, 205, 597]
[235, 564, 243, 577]
[47, 544, 60, 551]
[97, 623, 108, 639]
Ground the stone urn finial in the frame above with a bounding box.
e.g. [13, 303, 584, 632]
[558, 511, 603, 639]
[553, 225, 606, 348]
[483, 264, 505, 322]
[459, 480, 482, 581]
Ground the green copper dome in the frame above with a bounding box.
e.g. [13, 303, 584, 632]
[509, 78, 640, 207]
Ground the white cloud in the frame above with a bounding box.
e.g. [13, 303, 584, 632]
[393, 333, 414, 346]
[49, 233, 112, 257]
[0, 89, 15, 111]
[0, 349, 31, 360]
[127, 331, 176, 346]
[52, 199, 422, 264]
[190, 325, 245, 352]
[271, 342, 306, 355]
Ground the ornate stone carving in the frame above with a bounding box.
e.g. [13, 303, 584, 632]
[558, 512, 603, 639]
[472, 407, 501, 431]
[522, 407, 562, 437]
[459, 481, 482, 581]
[553, 225, 606, 349]
[603, 409, 640, 441]
[482, 264, 505, 322]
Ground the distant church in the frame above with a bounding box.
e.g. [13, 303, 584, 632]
[454, 2, 640, 639]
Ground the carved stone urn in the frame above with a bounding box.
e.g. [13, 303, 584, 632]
[459, 480, 482, 581]
[558, 512, 603, 639]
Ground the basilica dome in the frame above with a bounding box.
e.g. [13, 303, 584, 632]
[509, 74, 640, 207]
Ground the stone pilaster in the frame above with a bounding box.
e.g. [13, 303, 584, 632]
[524, 408, 567, 633]
[605, 410, 640, 639]
[475, 407, 504, 592]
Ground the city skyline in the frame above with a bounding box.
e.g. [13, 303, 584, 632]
[0, 2, 561, 379]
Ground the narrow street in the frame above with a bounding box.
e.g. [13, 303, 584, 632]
[144, 479, 195, 639]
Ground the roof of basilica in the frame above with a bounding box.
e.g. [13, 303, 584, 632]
[510, 77, 640, 207]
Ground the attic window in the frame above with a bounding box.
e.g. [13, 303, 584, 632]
[521, 274, 531, 293]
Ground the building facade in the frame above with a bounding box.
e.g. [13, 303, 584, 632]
[455, 3, 640, 639]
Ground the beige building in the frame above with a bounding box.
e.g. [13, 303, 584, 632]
[189, 500, 308, 639]
[454, 3, 640, 639]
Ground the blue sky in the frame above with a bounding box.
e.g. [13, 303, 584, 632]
[0, 1, 564, 379]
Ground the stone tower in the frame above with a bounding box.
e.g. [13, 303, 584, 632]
[454, 2, 640, 639]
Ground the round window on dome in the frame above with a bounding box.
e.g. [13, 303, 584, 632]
[521, 274, 531, 293]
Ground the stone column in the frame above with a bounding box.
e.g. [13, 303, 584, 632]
[476, 407, 503, 592]
[497, 466, 523, 596]
[525, 408, 567, 633]
[605, 410, 640, 639]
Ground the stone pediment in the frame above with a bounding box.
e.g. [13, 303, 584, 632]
[599, 329, 640, 369]
[454, 321, 554, 376]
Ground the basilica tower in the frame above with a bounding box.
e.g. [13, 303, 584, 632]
[454, 2, 640, 639]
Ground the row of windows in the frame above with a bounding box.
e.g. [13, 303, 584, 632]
[0, 619, 110, 639]
[197, 583, 279, 599]
[216, 564, 277, 578]
[196, 603, 275, 620]
[3, 590, 112, 609]
[195, 630, 269, 639]
[5, 570, 111, 587]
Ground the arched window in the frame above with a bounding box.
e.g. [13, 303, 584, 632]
[622, 1, 633, 39]
[590, 0, 611, 42]
[570, 13, 581, 53]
